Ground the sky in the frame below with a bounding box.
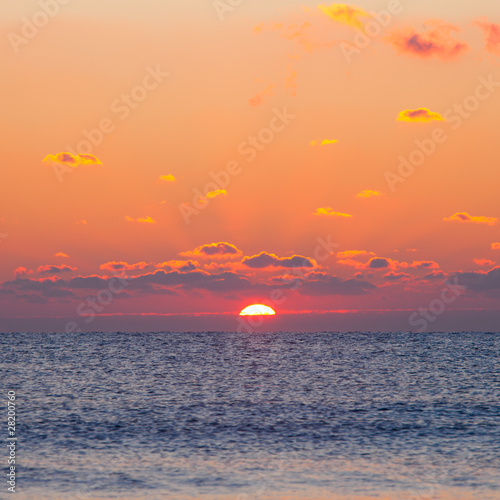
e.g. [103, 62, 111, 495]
[1, 0, 500, 333]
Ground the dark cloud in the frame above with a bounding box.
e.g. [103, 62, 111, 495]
[384, 272, 411, 281]
[299, 275, 375, 296]
[243, 252, 314, 269]
[453, 267, 500, 291]
[368, 258, 390, 269]
[38, 265, 77, 274]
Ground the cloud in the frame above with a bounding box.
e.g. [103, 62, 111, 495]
[473, 258, 496, 267]
[397, 108, 444, 123]
[384, 271, 411, 281]
[156, 260, 198, 272]
[125, 216, 157, 224]
[249, 83, 275, 106]
[474, 19, 500, 55]
[386, 20, 468, 60]
[14, 267, 33, 278]
[336, 255, 396, 270]
[444, 212, 499, 226]
[356, 190, 383, 199]
[299, 274, 375, 296]
[100, 261, 151, 273]
[206, 189, 227, 199]
[180, 242, 243, 259]
[423, 270, 446, 280]
[492, 243, 500, 250]
[310, 139, 338, 146]
[318, 4, 370, 30]
[55, 252, 69, 258]
[37, 264, 77, 274]
[314, 207, 353, 217]
[368, 257, 390, 269]
[409, 260, 439, 269]
[157, 174, 176, 183]
[242, 252, 315, 269]
[77, 220, 88, 225]
[453, 266, 500, 291]
[42, 152, 102, 167]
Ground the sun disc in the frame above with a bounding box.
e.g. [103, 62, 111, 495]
[239, 304, 276, 316]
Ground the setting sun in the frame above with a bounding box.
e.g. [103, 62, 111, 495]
[239, 304, 276, 316]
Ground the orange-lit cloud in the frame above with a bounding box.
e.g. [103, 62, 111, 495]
[336, 256, 397, 270]
[386, 20, 468, 60]
[100, 261, 151, 272]
[249, 83, 275, 106]
[492, 243, 500, 250]
[77, 220, 88, 225]
[318, 4, 370, 30]
[37, 264, 77, 274]
[206, 189, 227, 199]
[314, 207, 352, 217]
[156, 260, 197, 272]
[473, 258, 496, 267]
[42, 152, 102, 167]
[242, 252, 315, 268]
[397, 108, 444, 122]
[180, 242, 243, 259]
[157, 174, 176, 183]
[125, 216, 157, 224]
[356, 190, 383, 199]
[310, 139, 338, 146]
[14, 267, 33, 278]
[55, 252, 69, 258]
[474, 19, 500, 55]
[444, 212, 499, 226]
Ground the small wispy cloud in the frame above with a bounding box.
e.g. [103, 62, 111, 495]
[314, 207, 353, 218]
[43, 152, 102, 167]
[474, 18, 500, 55]
[444, 212, 498, 226]
[318, 4, 370, 30]
[310, 139, 338, 146]
[157, 174, 176, 183]
[356, 190, 383, 199]
[386, 20, 468, 60]
[125, 216, 157, 224]
[397, 108, 444, 122]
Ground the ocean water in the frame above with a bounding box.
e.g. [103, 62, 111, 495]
[2, 331, 500, 500]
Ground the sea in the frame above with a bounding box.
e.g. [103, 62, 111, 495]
[1, 331, 499, 500]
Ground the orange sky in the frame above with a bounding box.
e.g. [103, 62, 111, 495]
[1, 1, 500, 332]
